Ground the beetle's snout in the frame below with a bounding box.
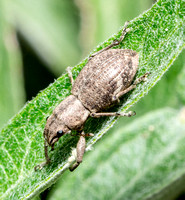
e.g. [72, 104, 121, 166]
[44, 120, 71, 149]
[49, 129, 65, 146]
[49, 136, 59, 147]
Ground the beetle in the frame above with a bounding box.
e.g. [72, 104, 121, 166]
[35, 22, 149, 171]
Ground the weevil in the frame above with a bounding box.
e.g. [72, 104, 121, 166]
[35, 22, 149, 171]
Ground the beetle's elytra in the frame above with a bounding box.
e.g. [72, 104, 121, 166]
[35, 22, 149, 171]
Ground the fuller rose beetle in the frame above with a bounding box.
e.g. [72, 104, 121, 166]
[35, 22, 149, 171]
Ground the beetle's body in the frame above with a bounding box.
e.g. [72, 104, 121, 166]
[45, 49, 138, 148]
[35, 22, 148, 172]
[72, 49, 138, 112]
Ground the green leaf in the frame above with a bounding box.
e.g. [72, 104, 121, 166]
[47, 108, 185, 200]
[0, 1, 25, 128]
[0, 0, 184, 199]
[177, 62, 185, 104]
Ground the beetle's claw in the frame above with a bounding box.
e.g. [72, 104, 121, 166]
[34, 159, 51, 171]
[34, 164, 43, 171]
[128, 111, 136, 117]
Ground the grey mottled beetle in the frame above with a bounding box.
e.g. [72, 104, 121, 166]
[35, 22, 149, 171]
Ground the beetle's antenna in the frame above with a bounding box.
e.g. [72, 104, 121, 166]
[34, 139, 50, 171]
[44, 138, 50, 164]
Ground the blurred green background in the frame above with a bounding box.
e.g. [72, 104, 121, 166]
[0, 0, 185, 199]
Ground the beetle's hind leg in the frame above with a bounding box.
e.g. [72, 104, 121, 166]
[112, 72, 150, 102]
[89, 72, 149, 120]
[89, 21, 130, 59]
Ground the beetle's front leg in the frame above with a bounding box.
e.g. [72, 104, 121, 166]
[34, 139, 50, 171]
[66, 66, 74, 86]
[69, 131, 86, 171]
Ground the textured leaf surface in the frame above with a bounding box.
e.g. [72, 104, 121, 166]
[0, 0, 184, 199]
[47, 108, 185, 200]
[135, 49, 185, 112]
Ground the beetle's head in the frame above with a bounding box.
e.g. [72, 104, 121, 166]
[44, 115, 71, 150]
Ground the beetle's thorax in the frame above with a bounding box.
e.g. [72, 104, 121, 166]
[57, 95, 90, 130]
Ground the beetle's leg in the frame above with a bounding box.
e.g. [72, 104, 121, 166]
[34, 139, 50, 171]
[70, 132, 94, 137]
[112, 72, 150, 102]
[90, 111, 136, 118]
[66, 66, 74, 86]
[89, 21, 130, 58]
[44, 139, 51, 163]
[69, 131, 86, 171]
[90, 73, 149, 119]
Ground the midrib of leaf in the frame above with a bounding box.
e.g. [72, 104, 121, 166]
[0, 0, 184, 199]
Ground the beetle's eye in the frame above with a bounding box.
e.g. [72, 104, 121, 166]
[57, 130, 63, 137]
